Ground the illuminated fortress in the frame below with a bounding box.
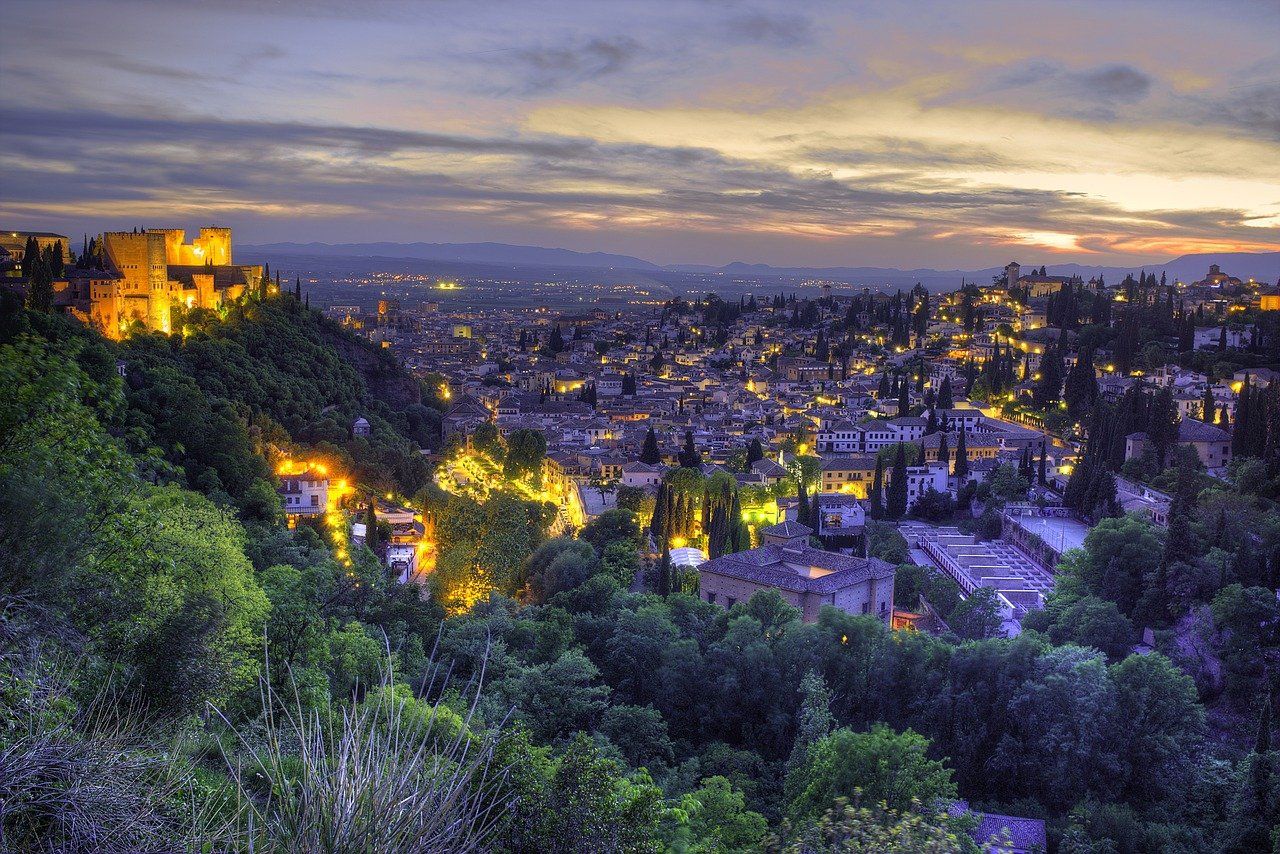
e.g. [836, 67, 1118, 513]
[57, 227, 261, 338]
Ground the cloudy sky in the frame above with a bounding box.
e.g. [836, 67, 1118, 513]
[1, 0, 1277, 267]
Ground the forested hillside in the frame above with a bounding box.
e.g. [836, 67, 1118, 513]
[1, 292, 1276, 852]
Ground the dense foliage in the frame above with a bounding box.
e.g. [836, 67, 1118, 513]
[2, 297, 1277, 852]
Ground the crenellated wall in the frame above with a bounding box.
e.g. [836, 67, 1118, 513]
[89, 227, 242, 338]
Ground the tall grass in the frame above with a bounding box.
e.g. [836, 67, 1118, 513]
[1, 635, 511, 853]
[0, 656, 212, 853]
[216, 645, 512, 853]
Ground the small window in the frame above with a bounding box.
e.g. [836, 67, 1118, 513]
[707, 592, 716, 604]
[727, 596, 737, 608]
[311, 494, 320, 506]
[861, 602, 871, 614]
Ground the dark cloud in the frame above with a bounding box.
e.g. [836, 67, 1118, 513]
[510, 36, 641, 93]
[1074, 64, 1152, 103]
[2, 103, 1264, 255]
[973, 61, 1153, 117]
[797, 137, 1018, 172]
[1195, 81, 1280, 141]
[725, 12, 812, 48]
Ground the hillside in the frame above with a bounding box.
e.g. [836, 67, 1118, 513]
[2, 289, 1277, 852]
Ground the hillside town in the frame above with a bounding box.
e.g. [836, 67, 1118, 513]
[6, 226, 1280, 641]
[298, 255, 1276, 642]
[5, 225, 1280, 853]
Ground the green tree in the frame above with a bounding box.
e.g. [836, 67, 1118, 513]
[494, 651, 610, 742]
[524, 537, 599, 602]
[788, 669, 834, 777]
[772, 798, 976, 854]
[1211, 584, 1280, 700]
[1109, 653, 1205, 803]
[581, 509, 641, 553]
[640, 427, 662, 465]
[1024, 592, 1134, 660]
[786, 724, 957, 820]
[948, 587, 1004, 640]
[600, 704, 675, 771]
[953, 430, 969, 479]
[504, 428, 547, 486]
[471, 421, 504, 462]
[1070, 515, 1164, 617]
[601, 540, 640, 588]
[547, 733, 665, 853]
[670, 776, 767, 854]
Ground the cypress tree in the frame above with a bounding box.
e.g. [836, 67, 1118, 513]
[1202, 386, 1216, 424]
[953, 430, 969, 479]
[20, 236, 39, 278]
[678, 430, 701, 468]
[938, 375, 954, 410]
[640, 427, 661, 464]
[1038, 440, 1047, 486]
[1034, 341, 1064, 408]
[746, 438, 764, 468]
[24, 256, 53, 313]
[650, 482, 668, 541]
[937, 432, 950, 469]
[1147, 386, 1180, 469]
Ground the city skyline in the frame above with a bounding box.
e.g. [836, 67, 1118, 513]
[2, 0, 1278, 268]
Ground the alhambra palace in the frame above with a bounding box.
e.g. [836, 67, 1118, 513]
[2, 227, 262, 339]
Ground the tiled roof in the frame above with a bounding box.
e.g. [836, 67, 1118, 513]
[761, 521, 812, 538]
[698, 543, 893, 594]
[751, 458, 789, 477]
[1176, 418, 1229, 442]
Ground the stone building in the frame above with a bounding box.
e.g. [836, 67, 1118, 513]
[1125, 417, 1232, 474]
[54, 227, 258, 338]
[696, 522, 894, 623]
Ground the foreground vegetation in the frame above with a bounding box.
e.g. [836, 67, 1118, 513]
[1, 294, 1277, 852]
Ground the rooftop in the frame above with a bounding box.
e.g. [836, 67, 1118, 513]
[698, 543, 893, 594]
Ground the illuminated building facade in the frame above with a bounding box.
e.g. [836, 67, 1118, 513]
[57, 227, 259, 338]
[277, 466, 330, 516]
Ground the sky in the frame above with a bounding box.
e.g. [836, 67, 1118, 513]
[1, 0, 1277, 268]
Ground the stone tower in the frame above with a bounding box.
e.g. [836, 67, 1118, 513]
[102, 231, 170, 331]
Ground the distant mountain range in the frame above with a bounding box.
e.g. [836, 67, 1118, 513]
[243, 241, 1280, 286]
